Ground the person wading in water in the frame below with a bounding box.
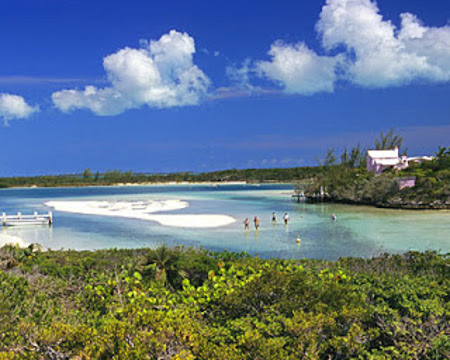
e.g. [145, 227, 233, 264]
[253, 216, 259, 230]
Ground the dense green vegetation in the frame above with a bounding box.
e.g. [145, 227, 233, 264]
[1, 245, 449, 359]
[306, 146, 450, 209]
[0, 167, 322, 189]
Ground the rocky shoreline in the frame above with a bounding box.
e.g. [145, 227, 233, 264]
[308, 195, 450, 210]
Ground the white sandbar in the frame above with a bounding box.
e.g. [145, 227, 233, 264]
[44, 200, 236, 228]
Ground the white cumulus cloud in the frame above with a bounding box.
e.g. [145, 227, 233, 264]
[0, 93, 39, 124]
[52, 30, 210, 115]
[256, 41, 341, 95]
[317, 0, 450, 87]
[238, 0, 450, 93]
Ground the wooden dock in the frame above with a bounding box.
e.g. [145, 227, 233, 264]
[2, 212, 53, 227]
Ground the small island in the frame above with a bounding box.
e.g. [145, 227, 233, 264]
[300, 131, 449, 210]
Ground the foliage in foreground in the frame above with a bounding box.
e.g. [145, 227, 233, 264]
[0, 244, 449, 359]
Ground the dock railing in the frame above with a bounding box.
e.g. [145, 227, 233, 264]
[2, 211, 53, 226]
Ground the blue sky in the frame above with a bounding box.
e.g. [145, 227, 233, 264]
[0, 0, 449, 176]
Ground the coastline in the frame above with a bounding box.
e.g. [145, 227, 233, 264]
[2, 184, 448, 256]
[3, 180, 447, 211]
[1, 180, 254, 190]
[112, 181, 250, 187]
[314, 195, 450, 210]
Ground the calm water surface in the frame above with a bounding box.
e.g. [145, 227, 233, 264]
[0, 184, 448, 260]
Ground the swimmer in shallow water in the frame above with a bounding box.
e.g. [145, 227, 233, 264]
[254, 216, 259, 230]
[243, 217, 249, 230]
[331, 214, 337, 222]
[272, 212, 277, 224]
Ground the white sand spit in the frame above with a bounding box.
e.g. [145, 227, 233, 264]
[45, 199, 188, 215]
[45, 200, 235, 228]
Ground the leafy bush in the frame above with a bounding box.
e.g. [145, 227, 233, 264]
[0, 246, 448, 359]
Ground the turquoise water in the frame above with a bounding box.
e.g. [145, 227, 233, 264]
[0, 184, 448, 260]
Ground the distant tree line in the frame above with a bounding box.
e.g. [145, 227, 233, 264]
[0, 129, 405, 189]
[0, 167, 323, 189]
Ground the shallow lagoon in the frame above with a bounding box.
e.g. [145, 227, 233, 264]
[0, 184, 448, 260]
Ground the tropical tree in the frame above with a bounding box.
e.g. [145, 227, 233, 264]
[82, 168, 93, 179]
[143, 245, 188, 290]
[340, 147, 349, 165]
[374, 128, 404, 153]
[318, 148, 336, 166]
[349, 143, 365, 168]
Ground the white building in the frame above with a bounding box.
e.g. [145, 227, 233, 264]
[366, 147, 433, 174]
[367, 148, 400, 174]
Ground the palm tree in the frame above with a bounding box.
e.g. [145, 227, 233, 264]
[144, 245, 187, 290]
[374, 128, 404, 152]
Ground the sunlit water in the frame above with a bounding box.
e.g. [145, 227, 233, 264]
[0, 184, 448, 260]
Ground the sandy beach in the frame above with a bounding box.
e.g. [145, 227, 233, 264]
[45, 200, 236, 228]
[7, 181, 252, 190]
[112, 181, 248, 187]
[0, 233, 29, 248]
